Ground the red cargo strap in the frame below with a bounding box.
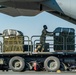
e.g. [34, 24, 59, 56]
[33, 62, 37, 71]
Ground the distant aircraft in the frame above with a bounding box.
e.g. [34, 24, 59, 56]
[0, 0, 76, 24]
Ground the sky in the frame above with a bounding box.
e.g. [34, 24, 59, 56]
[0, 11, 76, 39]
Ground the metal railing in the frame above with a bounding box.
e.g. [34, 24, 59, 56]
[0, 35, 75, 54]
[31, 35, 75, 53]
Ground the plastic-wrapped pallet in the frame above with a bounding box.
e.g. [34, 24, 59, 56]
[3, 29, 23, 37]
[3, 29, 24, 53]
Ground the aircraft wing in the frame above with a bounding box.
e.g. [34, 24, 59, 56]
[0, 0, 76, 24]
[0, 0, 45, 2]
[0, 7, 42, 16]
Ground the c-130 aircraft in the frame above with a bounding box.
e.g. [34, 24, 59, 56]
[0, 0, 76, 24]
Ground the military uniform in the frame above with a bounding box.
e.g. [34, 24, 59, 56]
[35, 25, 53, 52]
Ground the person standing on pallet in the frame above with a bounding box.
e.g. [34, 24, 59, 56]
[35, 25, 53, 52]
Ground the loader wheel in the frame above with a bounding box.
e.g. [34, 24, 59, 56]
[44, 56, 60, 72]
[9, 56, 25, 72]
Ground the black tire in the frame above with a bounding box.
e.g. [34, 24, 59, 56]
[9, 56, 25, 72]
[60, 62, 66, 71]
[44, 56, 60, 72]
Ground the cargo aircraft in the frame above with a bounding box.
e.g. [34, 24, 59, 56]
[0, 0, 76, 24]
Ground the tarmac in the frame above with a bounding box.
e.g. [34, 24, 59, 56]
[0, 71, 76, 75]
